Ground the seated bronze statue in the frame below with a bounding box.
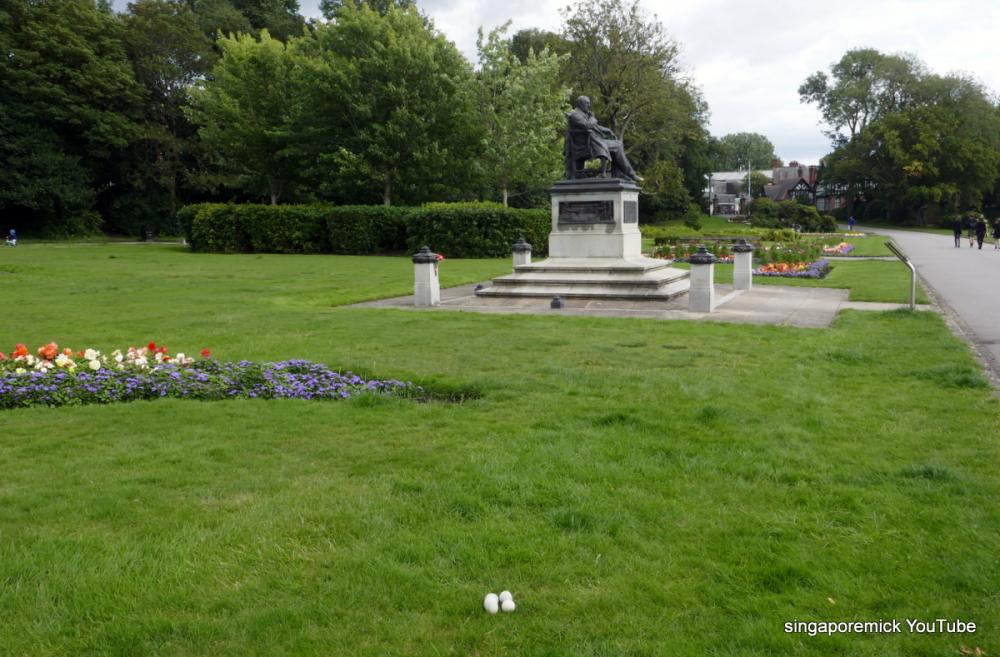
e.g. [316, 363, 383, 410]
[563, 95, 642, 183]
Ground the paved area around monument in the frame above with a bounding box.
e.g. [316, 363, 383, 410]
[859, 223, 1000, 380]
[353, 281, 929, 328]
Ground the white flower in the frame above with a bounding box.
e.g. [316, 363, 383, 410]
[114, 351, 124, 363]
[55, 354, 74, 368]
[154, 352, 164, 363]
[15, 367, 26, 375]
[84, 348, 99, 361]
[88, 359, 101, 371]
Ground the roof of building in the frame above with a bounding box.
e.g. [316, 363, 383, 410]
[707, 170, 773, 182]
[763, 177, 812, 201]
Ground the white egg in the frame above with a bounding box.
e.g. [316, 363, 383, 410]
[483, 593, 499, 614]
[498, 591, 513, 604]
[501, 599, 516, 613]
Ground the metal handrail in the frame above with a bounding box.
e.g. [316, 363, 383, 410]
[884, 241, 916, 310]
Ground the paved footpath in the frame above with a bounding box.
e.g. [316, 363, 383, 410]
[859, 224, 1000, 377]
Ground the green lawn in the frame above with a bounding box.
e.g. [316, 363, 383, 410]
[0, 245, 997, 656]
[841, 235, 893, 256]
[857, 223, 953, 236]
[673, 259, 929, 303]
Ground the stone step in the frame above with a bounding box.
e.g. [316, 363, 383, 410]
[475, 279, 690, 300]
[514, 257, 674, 275]
[490, 270, 689, 288]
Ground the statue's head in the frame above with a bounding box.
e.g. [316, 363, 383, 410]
[575, 96, 592, 113]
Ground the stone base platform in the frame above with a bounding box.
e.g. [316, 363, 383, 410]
[353, 283, 933, 328]
[474, 257, 691, 300]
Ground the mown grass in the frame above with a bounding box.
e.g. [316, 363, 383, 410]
[840, 235, 893, 256]
[0, 245, 997, 656]
[674, 259, 929, 303]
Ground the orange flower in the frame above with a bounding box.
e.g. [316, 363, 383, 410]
[63, 348, 73, 357]
[0, 352, 6, 361]
[37, 342, 58, 360]
[13, 344, 28, 358]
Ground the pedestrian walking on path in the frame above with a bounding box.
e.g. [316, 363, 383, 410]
[976, 218, 987, 250]
[952, 217, 963, 248]
[993, 218, 1000, 250]
[848, 215, 856, 231]
[967, 214, 977, 247]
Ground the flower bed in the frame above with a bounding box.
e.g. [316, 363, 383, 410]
[822, 242, 855, 255]
[0, 342, 416, 409]
[754, 258, 831, 279]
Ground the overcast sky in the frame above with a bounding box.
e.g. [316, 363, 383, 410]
[117, 0, 1000, 165]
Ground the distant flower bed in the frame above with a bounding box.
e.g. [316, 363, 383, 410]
[822, 242, 855, 255]
[0, 342, 416, 410]
[754, 258, 831, 279]
[672, 254, 735, 264]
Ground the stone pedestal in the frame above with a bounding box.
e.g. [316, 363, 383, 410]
[733, 239, 754, 291]
[547, 179, 642, 258]
[476, 179, 690, 300]
[688, 246, 716, 313]
[513, 238, 532, 268]
[412, 246, 440, 307]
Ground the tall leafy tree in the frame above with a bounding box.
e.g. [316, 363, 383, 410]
[476, 22, 568, 206]
[561, 0, 679, 140]
[510, 28, 569, 64]
[230, 0, 304, 41]
[319, 0, 412, 19]
[799, 48, 922, 144]
[0, 0, 143, 235]
[297, 4, 480, 205]
[116, 0, 217, 232]
[709, 132, 778, 171]
[186, 0, 303, 41]
[559, 0, 710, 218]
[188, 0, 253, 40]
[811, 51, 1000, 224]
[186, 30, 304, 204]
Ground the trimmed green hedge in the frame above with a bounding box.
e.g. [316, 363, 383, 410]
[406, 204, 549, 258]
[327, 206, 411, 254]
[178, 203, 550, 258]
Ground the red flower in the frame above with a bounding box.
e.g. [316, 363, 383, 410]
[37, 342, 58, 361]
[157, 346, 168, 354]
[147, 341, 157, 351]
[13, 344, 28, 358]
[0, 352, 6, 361]
[77, 351, 85, 358]
[200, 348, 212, 358]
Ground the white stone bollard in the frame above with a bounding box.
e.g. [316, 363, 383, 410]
[688, 246, 716, 313]
[732, 239, 754, 291]
[412, 246, 440, 307]
[512, 237, 532, 269]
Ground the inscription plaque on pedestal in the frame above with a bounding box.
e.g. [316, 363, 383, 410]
[624, 201, 638, 224]
[558, 200, 614, 225]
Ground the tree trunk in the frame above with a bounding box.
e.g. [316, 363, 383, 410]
[502, 185, 508, 207]
[383, 172, 392, 206]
